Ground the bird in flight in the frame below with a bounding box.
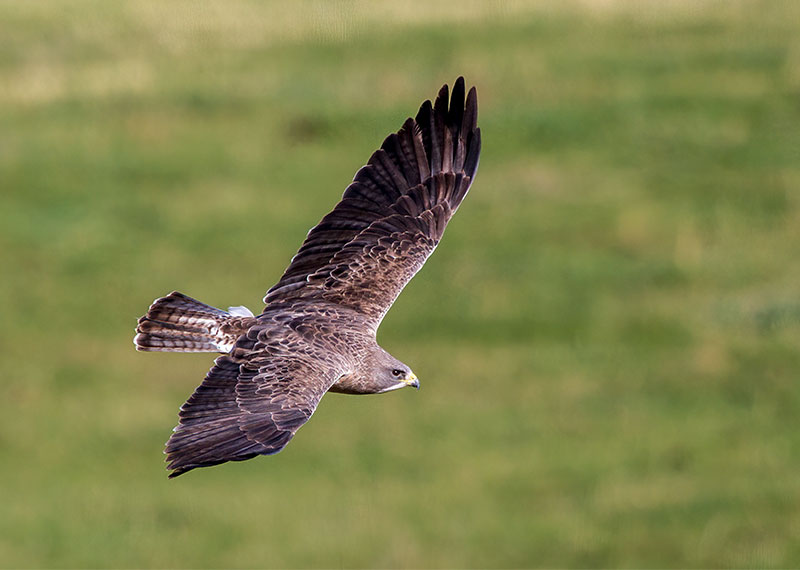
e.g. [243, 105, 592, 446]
[134, 77, 481, 477]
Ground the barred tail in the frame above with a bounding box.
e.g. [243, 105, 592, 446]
[134, 291, 253, 353]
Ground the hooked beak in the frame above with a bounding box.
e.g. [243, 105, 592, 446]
[404, 372, 420, 390]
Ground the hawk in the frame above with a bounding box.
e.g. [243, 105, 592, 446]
[135, 77, 481, 477]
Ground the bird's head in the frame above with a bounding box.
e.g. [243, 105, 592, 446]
[372, 348, 419, 393]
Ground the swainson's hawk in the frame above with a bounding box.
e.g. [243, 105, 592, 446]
[134, 77, 481, 477]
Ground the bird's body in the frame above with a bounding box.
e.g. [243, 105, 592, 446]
[135, 78, 481, 477]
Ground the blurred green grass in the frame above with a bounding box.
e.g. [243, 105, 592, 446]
[1, 0, 799, 567]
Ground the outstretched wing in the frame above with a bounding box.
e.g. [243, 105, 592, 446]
[165, 327, 344, 477]
[264, 77, 481, 323]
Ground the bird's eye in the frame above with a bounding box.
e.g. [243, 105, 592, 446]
[392, 369, 404, 377]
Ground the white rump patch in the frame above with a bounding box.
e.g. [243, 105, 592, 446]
[227, 305, 254, 317]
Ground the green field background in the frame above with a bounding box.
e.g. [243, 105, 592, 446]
[1, 1, 799, 567]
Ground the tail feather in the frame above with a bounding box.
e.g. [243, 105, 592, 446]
[134, 291, 253, 353]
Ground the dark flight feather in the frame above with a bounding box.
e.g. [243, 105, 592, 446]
[265, 76, 481, 324]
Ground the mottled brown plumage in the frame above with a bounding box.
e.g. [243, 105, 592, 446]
[134, 78, 481, 477]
